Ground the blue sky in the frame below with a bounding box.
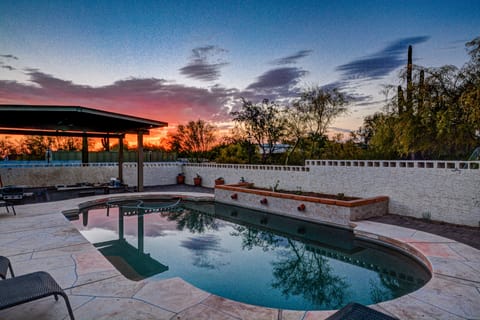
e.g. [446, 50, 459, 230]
[0, 0, 479, 139]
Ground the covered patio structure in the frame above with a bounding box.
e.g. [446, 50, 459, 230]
[0, 105, 168, 192]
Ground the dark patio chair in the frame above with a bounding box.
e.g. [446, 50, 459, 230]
[326, 302, 398, 320]
[0, 257, 74, 320]
[0, 201, 15, 216]
[0, 256, 15, 279]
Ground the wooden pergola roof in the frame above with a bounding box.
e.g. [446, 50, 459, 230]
[0, 105, 167, 137]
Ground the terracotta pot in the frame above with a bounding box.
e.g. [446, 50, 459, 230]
[193, 177, 202, 186]
[176, 175, 185, 184]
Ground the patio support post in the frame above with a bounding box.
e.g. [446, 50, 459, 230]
[137, 131, 144, 192]
[82, 133, 89, 164]
[138, 212, 144, 253]
[118, 208, 124, 240]
[118, 135, 124, 183]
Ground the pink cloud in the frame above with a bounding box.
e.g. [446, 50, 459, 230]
[0, 70, 237, 125]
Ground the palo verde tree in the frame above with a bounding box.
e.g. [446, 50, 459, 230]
[168, 119, 217, 162]
[284, 86, 348, 163]
[230, 98, 287, 164]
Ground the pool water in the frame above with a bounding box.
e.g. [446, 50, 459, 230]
[71, 200, 430, 310]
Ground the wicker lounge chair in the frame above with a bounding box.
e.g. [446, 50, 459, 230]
[326, 302, 398, 320]
[0, 257, 74, 320]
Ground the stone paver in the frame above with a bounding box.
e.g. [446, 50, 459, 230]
[134, 277, 211, 313]
[0, 191, 479, 320]
[369, 214, 480, 250]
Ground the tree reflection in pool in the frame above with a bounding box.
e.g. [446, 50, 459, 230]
[71, 200, 430, 311]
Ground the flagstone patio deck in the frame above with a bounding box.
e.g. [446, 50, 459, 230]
[0, 192, 479, 320]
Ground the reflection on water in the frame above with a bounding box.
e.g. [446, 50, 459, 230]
[71, 200, 430, 310]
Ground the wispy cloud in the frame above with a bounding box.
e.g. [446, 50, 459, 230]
[336, 36, 430, 81]
[181, 234, 226, 252]
[271, 50, 312, 65]
[320, 80, 373, 105]
[239, 67, 307, 103]
[247, 67, 307, 90]
[0, 54, 19, 60]
[179, 45, 229, 82]
[0, 70, 237, 124]
[238, 50, 312, 103]
[1, 65, 16, 71]
[328, 127, 353, 133]
[320, 36, 430, 113]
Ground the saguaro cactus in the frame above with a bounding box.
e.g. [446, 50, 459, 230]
[406, 45, 413, 113]
[398, 85, 405, 114]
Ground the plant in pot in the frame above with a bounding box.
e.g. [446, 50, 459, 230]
[215, 177, 225, 185]
[176, 173, 185, 184]
[193, 173, 202, 186]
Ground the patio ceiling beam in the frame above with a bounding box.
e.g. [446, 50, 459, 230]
[0, 128, 125, 138]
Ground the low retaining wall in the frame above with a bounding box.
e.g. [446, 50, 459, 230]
[0, 162, 182, 187]
[215, 183, 389, 227]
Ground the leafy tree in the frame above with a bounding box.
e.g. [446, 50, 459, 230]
[320, 133, 367, 160]
[0, 136, 20, 159]
[17, 136, 55, 160]
[366, 114, 398, 159]
[271, 240, 349, 308]
[53, 137, 83, 151]
[285, 86, 348, 162]
[167, 119, 217, 162]
[283, 103, 310, 165]
[358, 37, 480, 160]
[231, 98, 287, 164]
[214, 142, 255, 164]
[460, 37, 480, 139]
[167, 208, 218, 233]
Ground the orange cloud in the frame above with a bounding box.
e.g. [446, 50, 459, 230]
[0, 70, 236, 125]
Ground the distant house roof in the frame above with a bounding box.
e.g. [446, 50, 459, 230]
[0, 104, 167, 137]
[258, 143, 291, 154]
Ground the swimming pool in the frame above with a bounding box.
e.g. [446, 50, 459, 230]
[70, 199, 430, 311]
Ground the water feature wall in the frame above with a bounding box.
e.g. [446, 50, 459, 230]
[1, 160, 479, 226]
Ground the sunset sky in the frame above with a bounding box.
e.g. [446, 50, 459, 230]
[1, 0, 479, 144]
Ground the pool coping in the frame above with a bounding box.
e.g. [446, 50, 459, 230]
[0, 192, 478, 319]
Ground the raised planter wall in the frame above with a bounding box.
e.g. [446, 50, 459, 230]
[215, 183, 389, 227]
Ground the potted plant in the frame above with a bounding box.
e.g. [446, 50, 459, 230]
[193, 174, 202, 186]
[215, 177, 225, 185]
[176, 173, 185, 184]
